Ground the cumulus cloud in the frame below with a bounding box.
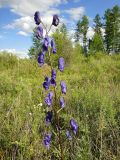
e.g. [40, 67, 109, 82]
[2, 0, 67, 36]
[5, 16, 35, 35]
[65, 6, 85, 21]
[0, 0, 66, 16]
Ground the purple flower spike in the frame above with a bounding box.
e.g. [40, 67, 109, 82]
[45, 92, 53, 106]
[48, 92, 53, 100]
[51, 39, 57, 53]
[38, 52, 44, 66]
[70, 119, 78, 135]
[43, 77, 51, 90]
[60, 81, 67, 94]
[46, 111, 53, 123]
[51, 78, 56, 86]
[45, 97, 52, 106]
[60, 97, 65, 108]
[35, 26, 43, 39]
[34, 11, 41, 25]
[44, 133, 52, 149]
[66, 131, 72, 140]
[51, 69, 56, 80]
[43, 35, 49, 52]
[52, 15, 59, 27]
[58, 57, 64, 72]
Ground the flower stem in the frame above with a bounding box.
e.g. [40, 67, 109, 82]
[48, 49, 64, 160]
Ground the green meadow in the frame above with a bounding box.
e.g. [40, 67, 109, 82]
[0, 51, 120, 159]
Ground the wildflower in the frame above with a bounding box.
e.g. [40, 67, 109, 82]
[70, 119, 78, 135]
[43, 77, 51, 90]
[66, 130, 72, 140]
[51, 69, 56, 80]
[44, 133, 52, 149]
[43, 35, 49, 52]
[52, 15, 59, 26]
[38, 52, 44, 66]
[58, 57, 64, 72]
[34, 11, 41, 25]
[60, 97, 65, 108]
[51, 78, 56, 86]
[45, 92, 53, 106]
[35, 26, 43, 39]
[51, 39, 57, 53]
[46, 111, 53, 123]
[60, 81, 67, 94]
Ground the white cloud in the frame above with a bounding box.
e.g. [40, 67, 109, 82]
[18, 31, 28, 36]
[87, 27, 95, 39]
[0, 0, 66, 16]
[65, 6, 85, 21]
[5, 16, 35, 34]
[0, 48, 28, 58]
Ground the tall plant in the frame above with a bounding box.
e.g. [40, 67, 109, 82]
[33, 11, 78, 159]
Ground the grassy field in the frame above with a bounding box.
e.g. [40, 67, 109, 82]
[0, 52, 120, 159]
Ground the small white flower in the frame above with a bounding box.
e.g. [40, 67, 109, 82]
[38, 103, 43, 107]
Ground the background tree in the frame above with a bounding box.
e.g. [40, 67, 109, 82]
[75, 16, 89, 55]
[104, 5, 120, 53]
[89, 33, 104, 54]
[52, 23, 73, 66]
[94, 14, 102, 36]
[28, 28, 43, 59]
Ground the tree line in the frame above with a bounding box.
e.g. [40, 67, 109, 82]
[28, 5, 120, 59]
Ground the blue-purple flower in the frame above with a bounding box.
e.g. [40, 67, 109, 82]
[43, 35, 49, 52]
[52, 15, 59, 26]
[66, 130, 72, 140]
[60, 97, 65, 108]
[38, 52, 44, 66]
[60, 81, 67, 94]
[44, 133, 52, 149]
[46, 111, 53, 123]
[70, 119, 78, 135]
[35, 26, 43, 39]
[34, 11, 41, 25]
[51, 39, 57, 53]
[51, 69, 56, 80]
[45, 92, 53, 106]
[58, 58, 64, 72]
[43, 77, 51, 90]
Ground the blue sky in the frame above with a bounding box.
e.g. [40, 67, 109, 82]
[0, 0, 120, 57]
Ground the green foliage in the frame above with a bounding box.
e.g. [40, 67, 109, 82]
[51, 24, 73, 67]
[28, 28, 43, 59]
[89, 33, 104, 54]
[104, 5, 120, 53]
[0, 51, 120, 159]
[75, 15, 89, 55]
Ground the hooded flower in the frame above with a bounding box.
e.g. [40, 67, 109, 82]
[66, 130, 72, 140]
[45, 92, 53, 106]
[46, 111, 53, 123]
[60, 81, 67, 94]
[60, 97, 65, 108]
[44, 133, 52, 149]
[52, 15, 59, 26]
[70, 119, 78, 135]
[43, 35, 49, 52]
[51, 39, 57, 53]
[35, 26, 43, 39]
[38, 52, 44, 66]
[58, 57, 64, 72]
[43, 77, 51, 90]
[34, 11, 41, 25]
[51, 69, 56, 80]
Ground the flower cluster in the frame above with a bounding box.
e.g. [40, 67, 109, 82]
[34, 11, 78, 152]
